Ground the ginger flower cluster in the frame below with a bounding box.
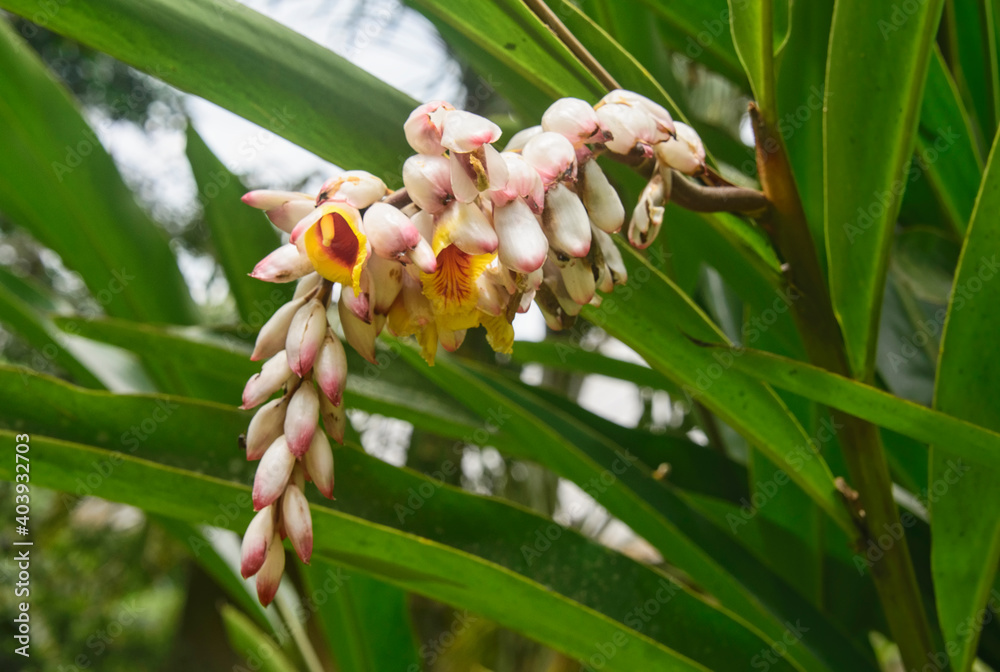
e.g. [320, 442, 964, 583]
[237, 89, 706, 604]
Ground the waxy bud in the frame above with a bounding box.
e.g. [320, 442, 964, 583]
[541, 97, 603, 145]
[255, 532, 285, 606]
[404, 100, 454, 155]
[600, 90, 675, 141]
[593, 225, 628, 288]
[449, 143, 509, 202]
[440, 109, 502, 153]
[364, 202, 422, 261]
[434, 201, 498, 256]
[285, 299, 327, 376]
[492, 152, 544, 212]
[250, 244, 313, 283]
[521, 131, 577, 186]
[504, 125, 542, 152]
[304, 428, 335, 497]
[246, 398, 286, 461]
[552, 253, 596, 305]
[339, 284, 373, 324]
[284, 383, 319, 457]
[542, 183, 592, 258]
[240, 506, 275, 578]
[579, 159, 625, 233]
[317, 171, 388, 209]
[338, 296, 378, 364]
[242, 190, 312, 211]
[241, 351, 293, 410]
[252, 295, 308, 361]
[405, 238, 438, 274]
[253, 435, 295, 510]
[403, 154, 454, 214]
[366, 255, 404, 315]
[438, 327, 467, 353]
[319, 395, 346, 445]
[494, 199, 548, 273]
[293, 273, 321, 299]
[655, 122, 706, 175]
[629, 171, 669, 249]
[595, 102, 657, 156]
[266, 200, 318, 234]
[314, 333, 348, 406]
[281, 485, 313, 564]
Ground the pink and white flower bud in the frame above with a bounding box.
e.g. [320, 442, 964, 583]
[293, 273, 321, 299]
[339, 284, 372, 324]
[250, 244, 313, 283]
[317, 171, 388, 209]
[504, 125, 542, 152]
[492, 153, 544, 212]
[595, 103, 657, 155]
[246, 398, 286, 461]
[281, 484, 313, 564]
[601, 90, 675, 141]
[252, 295, 308, 361]
[552, 253, 596, 305]
[404, 100, 454, 155]
[439, 328, 467, 353]
[286, 299, 328, 376]
[266, 200, 318, 234]
[366, 255, 404, 315]
[319, 395, 346, 445]
[494, 199, 548, 273]
[406, 237, 438, 274]
[593, 225, 628, 287]
[242, 190, 312, 212]
[655, 122, 706, 175]
[542, 183, 592, 258]
[521, 132, 577, 186]
[403, 154, 453, 214]
[541, 97, 603, 145]
[440, 110, 502, 153]
[304, 428, 335, 497]
[338, 297, 378, 364]
[434, 201, 498, 255]
[449, 144, 508, 202]
[240, 506, 275, 578]
[476, 265, 512, 316]
[579, 159, 625, 233]
[629, 171, 668, 249]
[241, 351, 293, 409]
[284, 383, 319, 457]
[255, 532, 285, 606]
[363, 202, 422, 261]
[253, 435, 295, 510]
[314, 333, 348, 406]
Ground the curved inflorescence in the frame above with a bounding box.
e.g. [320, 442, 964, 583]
[237, 89, 709, 605]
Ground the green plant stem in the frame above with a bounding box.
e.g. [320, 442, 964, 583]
[750, 105, 936, 670]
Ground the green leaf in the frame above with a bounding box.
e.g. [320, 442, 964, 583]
[824, 0, 947, 378]
[302, 563, 420, 672]
[220, 604, 298, 672]
[0, 19, 195, 324]
[946, 0, 1000, 145]
[0, 0, 416, 183]
[728, 0, 776, 116]
[931, 128, 1000, 671]
[184, 124, 292, 325]
[722, 347, 1000, 472]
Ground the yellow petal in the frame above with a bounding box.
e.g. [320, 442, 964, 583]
[418, 323, 439, 366]
[480, 312, 514, 354]
[304, 204, 367, 293]
[421, 245, 493, 332]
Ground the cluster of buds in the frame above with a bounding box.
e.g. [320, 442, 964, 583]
[236, 89, 706, 604]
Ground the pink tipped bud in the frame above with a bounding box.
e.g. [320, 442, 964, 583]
[286, 299, 327, 376]
[293, 273, 322, 299]
[541, 97, 603, 145]
[438, 328, 467, 353]
[601, 90, 675, 141]
[241, 351, 293, 410]
[253, 436, 295, 510]
[476, 266, 511, 316]
[521, 132, 577, 186]
[629, 171, 668, 249]
[553, 253, 596, 305]
[404, 100, 455, 155]
[505, 125, 542, 152]
[281, 484, 313, 564]
[403, 154, 454, 214]
[542, 183, 592, 258]
[240, 506, 275, 578]
[364, 202, 423, 261]
[366, 256, 404, 315]
[284, 383, 319, 457]
[317, 170, 388, 209]
[436, 201, 498, 256]
[492, 152, 545, 212]
[246, 398, 286, 461]
[405, 238, 437, 274]
[579, 160, 625, 233]
[314, 333, 348, 406]
[338, 295, 378, 364]
[595, 102, 657, 155]
[494, 199, 547, 273]
[655, 122, 706, 175]
[266, 200, 318, 234]
[440, 109, 502, 153]
[252, 295, 308, 361]
[255, 532, 285, 606]
[319, 394, 346, 444]
[250, 244, 313, 283]
[304, 428, 335, 497]
[242, 190, 312, 211]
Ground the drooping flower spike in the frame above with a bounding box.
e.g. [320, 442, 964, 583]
[237, 92, 716, 605]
